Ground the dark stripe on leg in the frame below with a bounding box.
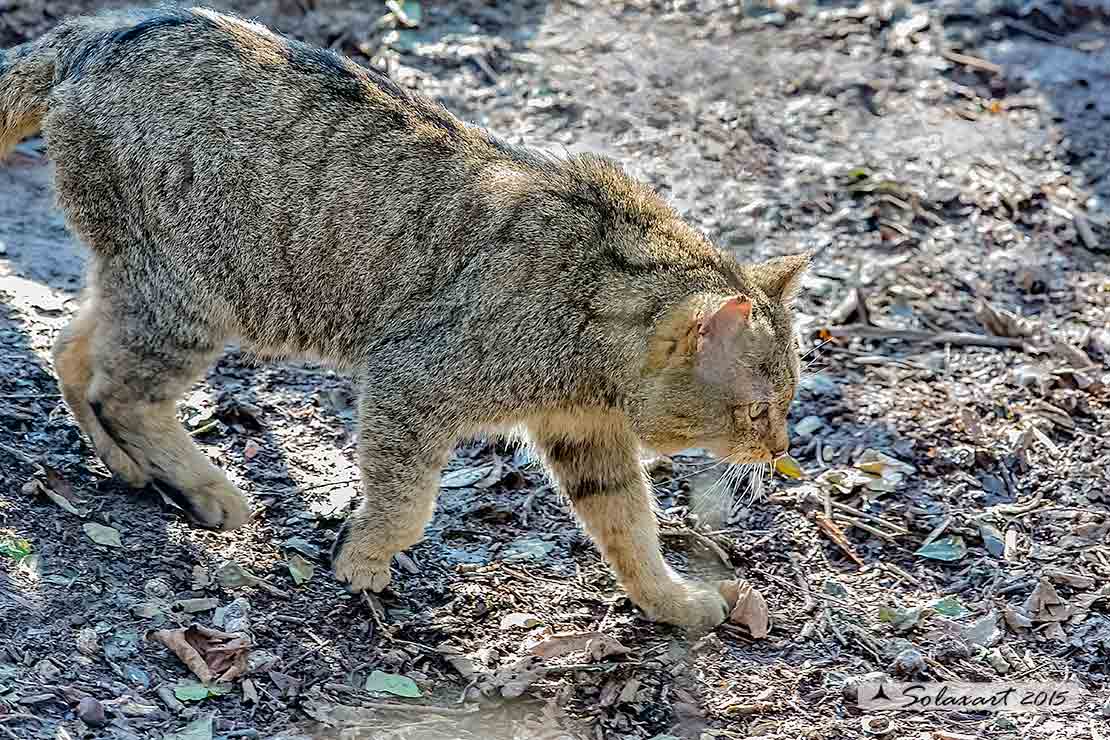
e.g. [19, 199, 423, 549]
[330, 517, 352, 568]
[89, 400, 127, 449]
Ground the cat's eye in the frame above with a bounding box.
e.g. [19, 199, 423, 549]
[748, 402, 769, 420]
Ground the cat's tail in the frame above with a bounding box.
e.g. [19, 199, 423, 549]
[0, 37, 58, 159]
[0, 13, 116, 159]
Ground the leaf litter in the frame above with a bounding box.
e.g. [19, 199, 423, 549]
[1, 1, 1109, 739]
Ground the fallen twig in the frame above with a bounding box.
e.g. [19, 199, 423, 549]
[837, 515, 899, 542]
[0, 714, 44, 724]
[814, 514, 866, 567]
[828, 501, 909, 536]
[941, 49, 1002, 75]
[0, 441, 36, 466]
[1003, 19, 1064, 44]
[825, 324, 1026, 350]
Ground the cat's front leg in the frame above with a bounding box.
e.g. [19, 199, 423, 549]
[531, 416, 729, 631]
[332, 372, 455, 594]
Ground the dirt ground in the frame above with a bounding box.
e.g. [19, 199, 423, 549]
[2, 0, 1109, 738]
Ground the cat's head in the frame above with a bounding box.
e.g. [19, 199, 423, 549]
[638, 253, 808, 465]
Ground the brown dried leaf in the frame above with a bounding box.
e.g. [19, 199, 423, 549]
[586, 635, 630, 661]
[1023, 578, 1072, 623]
[975, 300, 1034, 338]
[727, 581, 770, 638]
[148, 625, 252, 684]
[530, 632, 605, 659]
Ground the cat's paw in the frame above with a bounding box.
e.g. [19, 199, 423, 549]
[634, 580, 729, 631]
[331, 519, 393, 593]
[153, 477, 250, 532]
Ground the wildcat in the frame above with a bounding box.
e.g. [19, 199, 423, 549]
[0, 7, 805, 629]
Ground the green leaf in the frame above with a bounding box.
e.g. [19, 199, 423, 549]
[0, 537, 32, 563]
[173, 680, 231, 702]
[287, 553, 315, 585]
[915, 535, 967, 562]
[365, 670, 422, 698]
[930, 595, 967, 617]
[878, 604, 924, 632]
[83, 522, 123, 548]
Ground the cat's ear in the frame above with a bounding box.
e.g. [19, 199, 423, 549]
[751, 252, 810, 304]
[697, 295, 752, 351]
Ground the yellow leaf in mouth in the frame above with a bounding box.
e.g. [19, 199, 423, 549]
[773, 455, 805, 480]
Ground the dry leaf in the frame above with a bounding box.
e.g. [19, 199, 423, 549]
[1003, 606, 1033, 632]
[726, 581, 770, 638]
[586, 635, 630, 661]
[148, 625, 252, 683]
[241, 678, 258, 705]
[530, 632, 606, 659]
[83, 522, 123, 548]
[1023, 578, 1072, 623]
[976, 300, 1034, 338]
[773, 455, 805, 480]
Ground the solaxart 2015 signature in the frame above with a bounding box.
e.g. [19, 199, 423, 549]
[859, 682, 1088, 713]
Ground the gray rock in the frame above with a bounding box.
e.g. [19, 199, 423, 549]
[78, 696, 108, 727]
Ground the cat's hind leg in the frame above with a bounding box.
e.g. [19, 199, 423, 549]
[55, 269, 249, 531]
[53, 294, 147, 486]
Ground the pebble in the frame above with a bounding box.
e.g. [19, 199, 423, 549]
[34, 658, 61, 681]
[794, 414, 824, 438]
[282, 537, 321, 560]
[76, 627, 100, 656]
[892, 647, 925, 678]
[175, 597, 219, 614]
[798, 373, 841, 400]
[77, 696, 108, 727]
[841, 672, 892, 703]
[217, 597, 252, 633]
[144, 578, 172, 599]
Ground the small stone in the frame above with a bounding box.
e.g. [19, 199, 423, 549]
[1101, 697, 1110, 718]
[76, 628, 100, 656]
[216, 597, 251, 634]
[892, 647, 926, 677]
[144, 578, 172, 599]
[794, 415, 824, 438]
[841, 672, 891, 703]
[124, 664, 151, 688]
[77, 696, 108, 727]
[34, 658, 61, 681]
[282, 537, 321, 560]
[798, 373, 840, 400]
[175, 597, 218, 614]
[941, 446, 975, 469]
[985, 648, 1011, 675]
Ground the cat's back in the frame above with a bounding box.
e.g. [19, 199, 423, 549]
[42, 6, 483, 258]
